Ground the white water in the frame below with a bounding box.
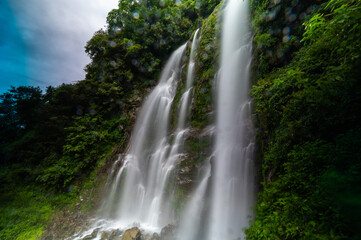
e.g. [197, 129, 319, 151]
[72, 30, 202, 240]
[103, 43, 187, 231]
[71, 2, 256, 236]
[177, 28, 201, 130]
[206, 0, 255, 239]
[177, 155, 212, 240]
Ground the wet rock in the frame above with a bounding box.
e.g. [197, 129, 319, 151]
[82, 228, 100, 239]
[160, 224, 177, 240]
[141, 232, 160, 240]
[122, 227, 141, 240]
[150, 233, 161, 240]
[140, 231, 151, 240]
[82, 235, 94, 240]
[100, 231, 111, 240]
[111, 235, 122, 240]
[109, 229, 123, 240]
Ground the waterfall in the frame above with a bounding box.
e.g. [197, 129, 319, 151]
[177, 2, 255, 239]
[103, 43, 187, 231]
[177, 156, 212, 240]
[78, 29, 202, 238]
[177, 28, 201, 130]
[70, 1, 256, 237]
[206, 0, 255, 239]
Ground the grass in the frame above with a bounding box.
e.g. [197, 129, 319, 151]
[0, 183, 76, 240]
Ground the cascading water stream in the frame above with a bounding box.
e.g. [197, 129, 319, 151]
[166, 28, 201, 182]
[177, 156, 212, 240]
[206, 0, 255, 239]
[102, 43, 187, 231]
[75, 30, 202, 239]
[71, 43, 189, 240]
[177, 28, 201, 130]
[71, 2, 255, 237]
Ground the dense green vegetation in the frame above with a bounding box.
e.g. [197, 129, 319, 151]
[0, 0, 219, 239]
[0, 182, 76, 240]
[247, 0, 361, 239]
[190, 6, 220, 128]
[1, 0, 360, 239]
[0, 82, 128, 239]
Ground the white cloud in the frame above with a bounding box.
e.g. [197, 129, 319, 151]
[9, 0, 119, 88]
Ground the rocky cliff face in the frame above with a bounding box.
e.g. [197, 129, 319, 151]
[42, 5, 222, 239]
[44, 0, 361, 239]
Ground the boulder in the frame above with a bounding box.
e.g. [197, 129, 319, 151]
[140, 231, 151, 240]
[100, 231, 111, 240]
[122, 227, 141, 240]
[98, 228, 123, 240]
[150, 233, 161, 240]
[110, 229, 123, 240]
[141, 232, 160, 240]
[160, 224, 177, 240]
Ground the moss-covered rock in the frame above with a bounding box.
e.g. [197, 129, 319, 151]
[122, 227, 141, 240]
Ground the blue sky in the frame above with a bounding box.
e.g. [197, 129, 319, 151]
[0, 1, 27, 93]
[0, 0, 118, 93]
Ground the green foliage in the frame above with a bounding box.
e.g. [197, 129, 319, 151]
[0, 0, 222, 238]
[37, 115, 127, 189]
[303, 0, 361, 45]
[250, 0, 324, 78]
[191, 6, 220, 128]
[84, 0, 220, 99]
[248, 0, 361, 239]
[0, 180, 75, 240]
[183, 135, 211, 167]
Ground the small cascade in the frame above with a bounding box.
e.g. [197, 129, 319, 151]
[177, 28, 201, 130]
[177, 156, 212, 240]
[165, 29, 201, 188]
